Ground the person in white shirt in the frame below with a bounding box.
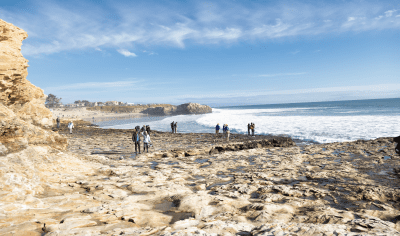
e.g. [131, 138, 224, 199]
[143, 131, 151, 153]
[67, 121, 74, 134]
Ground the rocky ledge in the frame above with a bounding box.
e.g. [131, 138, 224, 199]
[140, 102, 212, 116]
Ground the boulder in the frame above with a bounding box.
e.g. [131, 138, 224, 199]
[175, 103, 212, 115]
[141, 103, 212, 116]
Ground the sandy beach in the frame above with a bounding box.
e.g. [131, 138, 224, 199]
[51, 107, 148, 122]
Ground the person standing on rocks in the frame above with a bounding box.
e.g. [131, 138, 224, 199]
[394, 136, 400, 155]
[132, 129, 141, 154]
[251, 123, 255, 136]
[216, 123, 220, 134]
[146, 125, 151, 135]
[247, 123, 251, 135]
[68, 121, 74, 134]
[171, 121, 174, 133]
[174, 122, 178, 133]
[222, 124, 226, 134]
[226, 124, 230, 141]
[143, 131, 151, 153]
[56, 117, 60, 129]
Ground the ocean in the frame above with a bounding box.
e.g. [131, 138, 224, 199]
[98, 98, 400, 144]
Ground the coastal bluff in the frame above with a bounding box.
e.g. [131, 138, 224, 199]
[0, 19, 67, 154]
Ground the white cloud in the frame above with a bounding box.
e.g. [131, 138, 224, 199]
[348, 17, 357, 21]
[385, 9, 397, 17]
[1, 1, 399, 56]
[117, 49, 137, 57]
[396, 15, 400, 18]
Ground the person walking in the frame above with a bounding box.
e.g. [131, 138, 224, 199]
[215, 123, 220, 134]
[247, 123, 250, 135]
[143, 131, 151, 153]
[226, 124, 230, 141]
[174, 122, 178, 133]
[67, 121, 74, 134]
[171, 121, 174, 133]
[132, 129, 141, 154]
[56, 117, 60, 129]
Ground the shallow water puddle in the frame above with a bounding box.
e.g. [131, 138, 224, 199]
[227, 166, 246, 173]
[194, 158, 209, 164]
[206, 180, 234, 190]
[193, 175, 205, 179]
[150, 161, 159, 169]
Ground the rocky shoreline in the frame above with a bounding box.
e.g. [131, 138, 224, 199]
[3, 120, 400, 235]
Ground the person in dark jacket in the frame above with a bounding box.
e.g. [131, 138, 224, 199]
[132, 129, 141, 154]
[146, 125, 151, 135]
[216, 123, 220, 134]
[56, 117, 60, 129]
[394, 136, 400, 155]
[247, 123, 250, 135]
[174, 122, 178, 133]
[171, 121, 174, 133]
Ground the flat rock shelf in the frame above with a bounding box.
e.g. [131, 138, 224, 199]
[10, 119, 396, 235]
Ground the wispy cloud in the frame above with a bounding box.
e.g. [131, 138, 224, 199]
[177, 83, 400, 100]
[43, 80, 143, 92]
[1, 1, 399, 56]
[117, 49, 137, 57]
[258, 72, 306, 77]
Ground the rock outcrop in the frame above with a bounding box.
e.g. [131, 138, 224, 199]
[141, 102, 212, 116]
[0, 19, 67, 155]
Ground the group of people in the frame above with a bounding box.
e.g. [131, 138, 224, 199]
[132, 125, 152, 154]
[215, 123, 256, 140]
[248, 123, 255, 136]
[56, 117, 74, 134]
[170, 121, 178, 133]
[215, 123, 230, 133]
[215, 123, 230, 141]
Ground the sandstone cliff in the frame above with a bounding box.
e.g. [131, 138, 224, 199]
[141, 102, 212, 116]
[0, 19, 67, 155]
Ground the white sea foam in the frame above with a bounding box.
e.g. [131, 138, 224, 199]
[102, 107, 400, 144]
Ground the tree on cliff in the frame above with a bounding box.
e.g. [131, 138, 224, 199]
[45, 94, 62, 108]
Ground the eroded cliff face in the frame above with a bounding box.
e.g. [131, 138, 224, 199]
[0, 19, 67, 155]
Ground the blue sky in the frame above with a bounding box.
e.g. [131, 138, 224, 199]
[1, 0, 399, 106]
